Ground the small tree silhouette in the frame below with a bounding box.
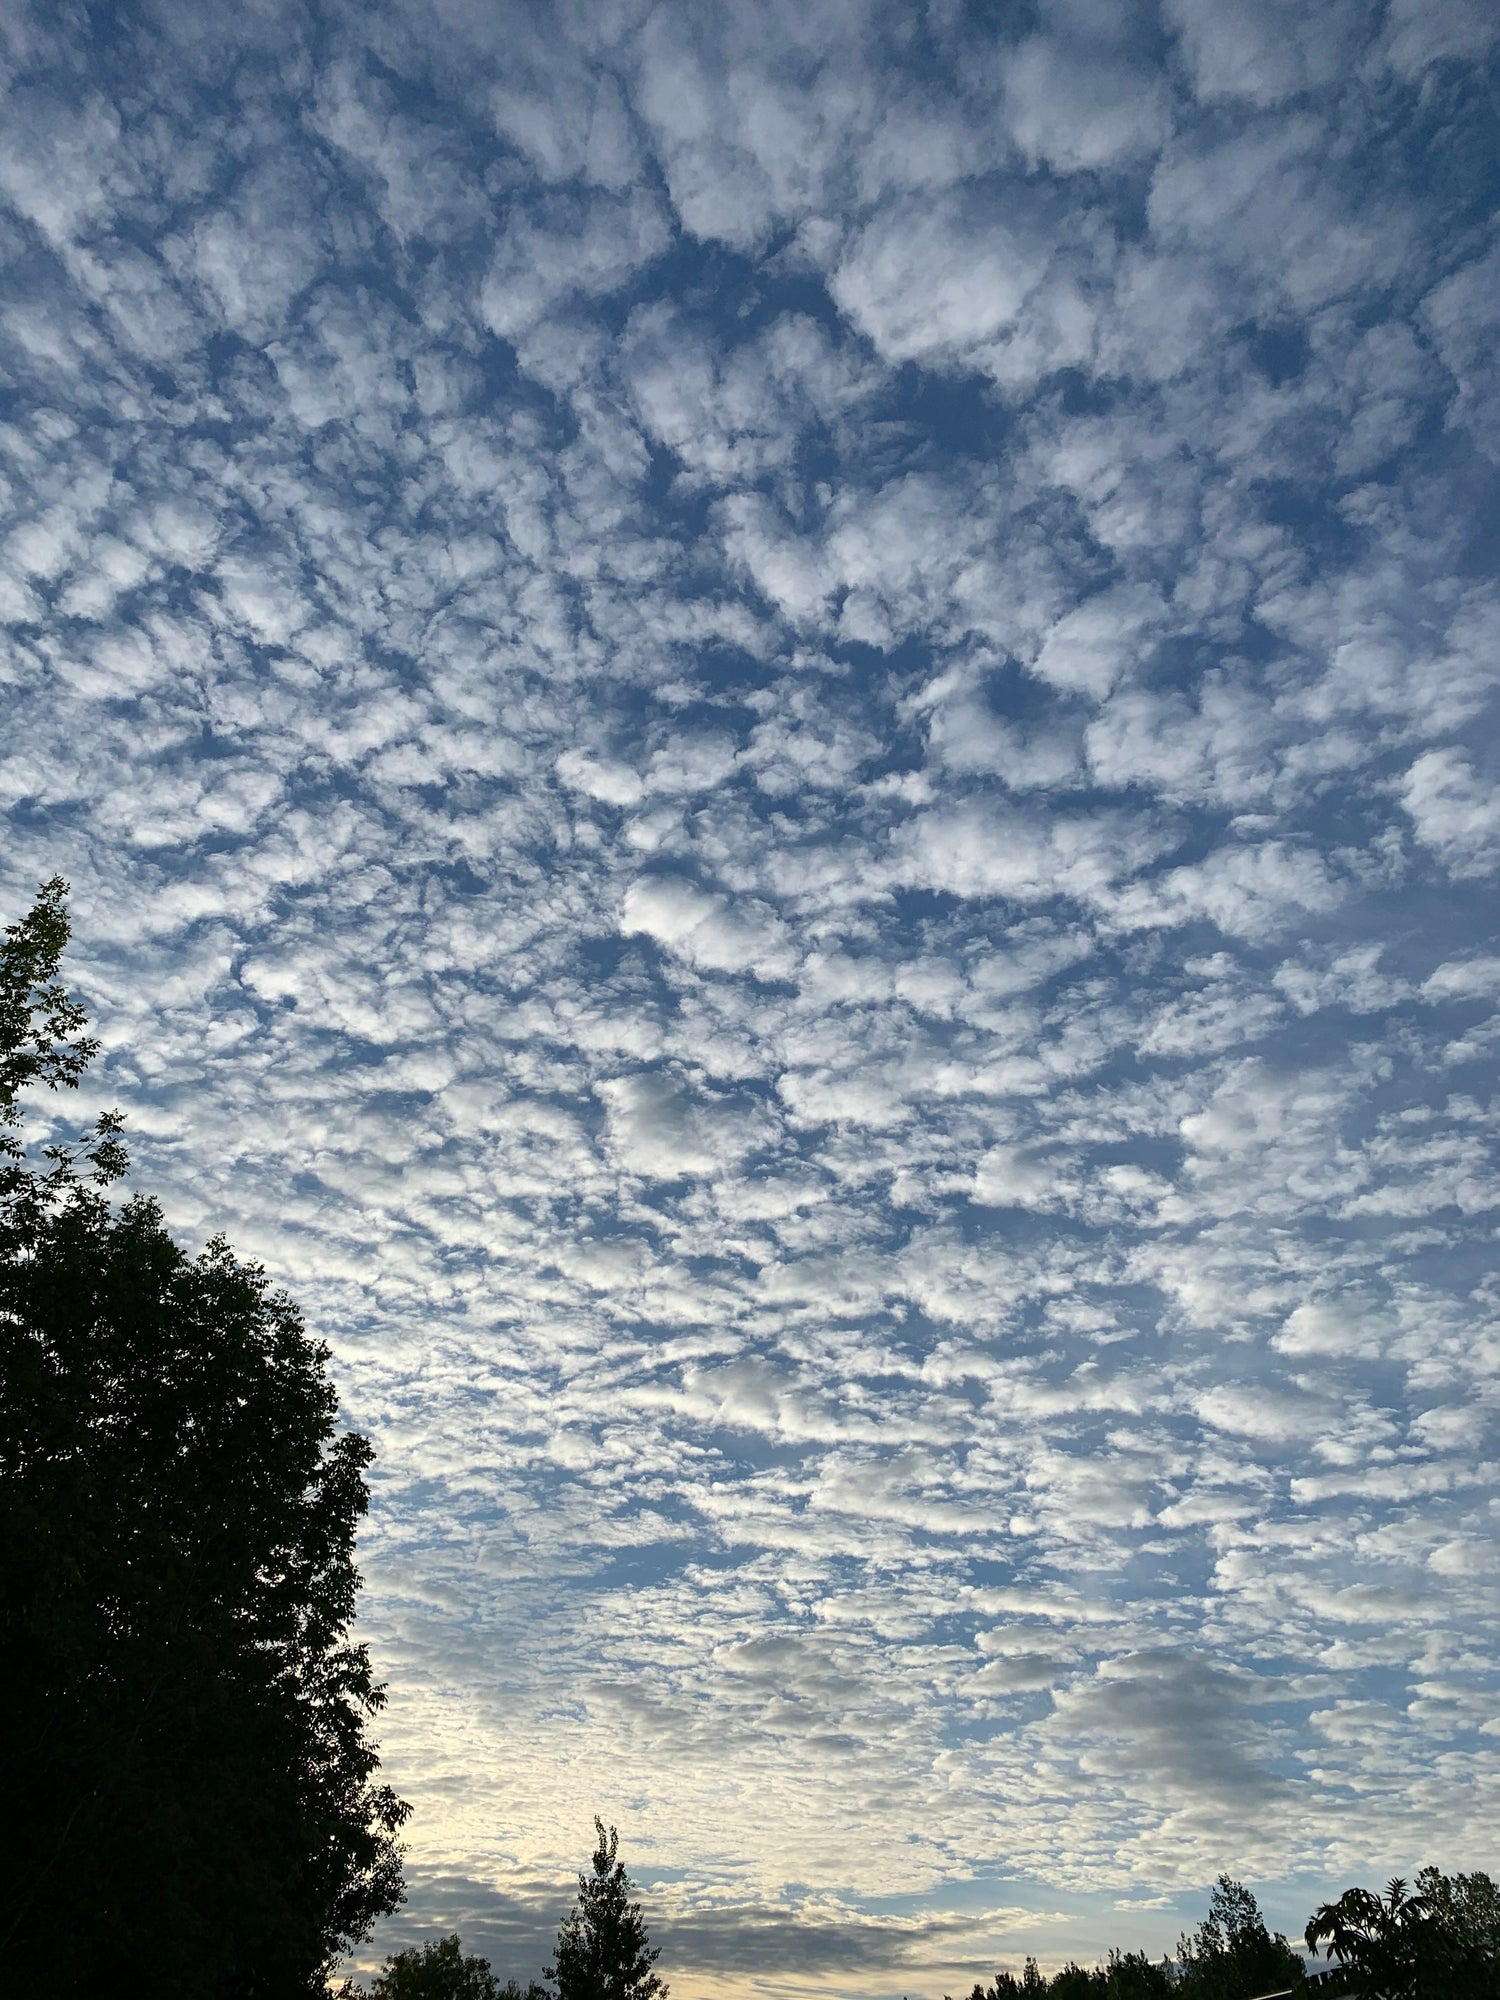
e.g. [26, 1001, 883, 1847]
[367, 1932, 544, 1998]
[546, 1819, 668, 2000]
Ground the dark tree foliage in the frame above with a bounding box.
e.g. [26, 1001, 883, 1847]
[946, 1882, 1293, 2000]
[1047, 1967, 1100, 2000]
[1095, 1951, 1176, 1999]
[1176, 1876, 1304, 1998]
[949, 1950, 1172, 2000]
[365, 1932, 548, 1999]
[0, 880, 408, 1998]
[1306, 1868, 1500, 2000]
[546, 1819, 668, 2000]
[966, 1959, 1048, 1998]
[1419, 1869, 1500, 1997]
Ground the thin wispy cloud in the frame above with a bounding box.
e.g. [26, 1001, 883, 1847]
[2, 0, 1497, 1989]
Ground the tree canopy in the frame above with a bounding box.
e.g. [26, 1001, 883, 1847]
[546, 1819, 669, 2000]
[1175, 1874, 1304, 1998]
[1307, 1868, 1500, 1999]
[365, 1932, 547, 1999]
[957, 1949, 1174, 1999]
[0, 880, 408, 1997]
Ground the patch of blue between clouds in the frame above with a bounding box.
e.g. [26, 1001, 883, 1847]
[1, 0, 1499, 1992]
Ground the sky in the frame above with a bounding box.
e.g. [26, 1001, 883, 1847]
[2, 0, 1498, 1992]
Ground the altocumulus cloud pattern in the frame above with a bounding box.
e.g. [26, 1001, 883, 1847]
[2, 0, 1499, 1988]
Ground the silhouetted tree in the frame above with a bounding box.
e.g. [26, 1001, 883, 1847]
[1307, 1876, 1421, 1999]
[1098, 1950, 1175, 1998]
[947, 1947, 1173, 1999]
[0, 880, 408, 1997]
[1048, 1964, 1099, 1999]
[1417, 1868, 1500, 1997]
[1177, 1876, 1303, 1998]
[366, 1933, 547, 1998]
[1306, 1868, 1500, 1999]
[546, 1819, 668, 2000]
[966, 1959, 1048, 1998]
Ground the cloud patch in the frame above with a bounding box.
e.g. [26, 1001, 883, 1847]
[2, 0, 1497, 1986]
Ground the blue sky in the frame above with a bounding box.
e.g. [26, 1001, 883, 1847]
[2, 0, 1498, 1991]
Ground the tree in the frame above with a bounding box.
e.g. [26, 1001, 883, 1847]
[546, 1819, 668, 2000]
[1415, 1867, 1500, 1997]
[1177, 1877, 1303, 1998]
[1097, 1951, 1174, 1999]
[1306, 1877, 1422, 1999]
[1048, 1965, 1100, 2000]
[366, 1933, 548, 1999]
[0, 880, 408, 1996]
[966, 1961, 1048, 1998]
[947, 1947, 1175, 2000]
[1306, 1868, 1500, 2000]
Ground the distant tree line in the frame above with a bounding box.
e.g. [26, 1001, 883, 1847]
[362, 1862, 1500, 2000]
[1, 882, 1497, 2000]
[946, 1865, 1500, 1999]
[950, 1874, 1303, 2000]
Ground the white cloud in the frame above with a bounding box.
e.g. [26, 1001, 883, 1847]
[191, 163, 330, 342]
[897, 801, 1173, 906]
[830, 193, 1052, 367]
[621, 875, 795, 980]
[1273, 1297, 1386, 1359]
[598, 1071, 776, 1179]
[1002, 37, 1169, 175]
[1380, 0, 1499, 77]
[1402, 748, 1500, 876]
[3, 0, 1498, 1981]
[480, 187, 671, 343]
[1421, 956, 1500, 1002]
[1109, 841, 1340, 938]
[492, 69, 644, 191]
[1032, 585, 1165, 702]
[1164, 0, 1370, 108]
[973, 1143, 1065, 1210]
[1423, 240, 1500, 462]
[556, 750, 645, 806]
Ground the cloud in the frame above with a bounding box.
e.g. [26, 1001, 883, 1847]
[1033, 585, 1166, 702]
[1164, 0, 1370, 108]
[597, 1071, 777, 1179]
[1194, 1383, 1328, 1442]
[1051, 1651, 1295, 1810]
[480, 187, 671, 343]
[492, 69, 644, 191]
[1421, 956, 1500, 1002]
[2, 0, 1499, 1982]
[832, 194, 1051, 366]
[621, 875, 795, 980]
[1273, 1297, 1386, 1360]
[1109, 842, 1340, 938]
[1002, 36, 1169, 175]
[1381, 0, 1500, 80]
[896, 801, 1174, 907]
[1402, 749, 1500, 876]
